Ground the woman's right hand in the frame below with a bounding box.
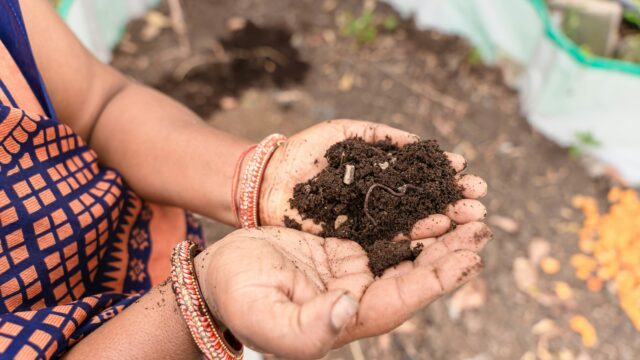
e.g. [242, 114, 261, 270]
[259, 120, 488, 237]
[195, 225, 492, 359]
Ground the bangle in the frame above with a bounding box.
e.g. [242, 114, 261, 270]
[231, 144, 257, 228]
[171, 240, 243, 359]
[238, 133, 287, 228]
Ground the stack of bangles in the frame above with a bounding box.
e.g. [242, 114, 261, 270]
[235, 133, 288, 228]
[170, 134, 287, 359]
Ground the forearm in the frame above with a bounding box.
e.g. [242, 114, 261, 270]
[22, 0, 250, 224]
[89, 81, 251, 225]
[64, 281, 201, 359]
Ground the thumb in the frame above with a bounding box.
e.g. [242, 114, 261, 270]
[235, 290, 359, 360]
[294, 290, 359, 359]
[303, 290, 360, 338]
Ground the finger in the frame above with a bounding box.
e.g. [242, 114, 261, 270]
[416, 222, 493, 266]
[389, 223, 491, 276]
[340, 120, 420, 147]
[324, 238, 373, 299]
[324, 238, 367, 258]
[327, 273, 374, 301]
[325, 237, 368, 264]
[445, 152, 467, 172]
[370, 123, 420, 146]
[380, 260, 414, 279]
[457, 174, 488, 199]
[350, 250, 482, 341]
[281, 208, 324, 234]
[299, 219, 323, 234]
[446, 199, 487, 223]
[390, 222, 493, 279]
[329, 254, 370, 277]
[408, 214, 451, 240]
[410, 237, 438, 249]
[231, 289, 358, 360]
[415, 250, 482, 305]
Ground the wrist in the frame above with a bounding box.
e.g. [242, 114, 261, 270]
[258, 145, 284, 226]
[232, 146, 256, 227]
[171, 241, 242, 359]
[235, 134, 287, 228]
[193, 250, 219, 321]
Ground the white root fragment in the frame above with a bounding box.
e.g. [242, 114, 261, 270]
[334, 215, 349, 229]
[343, 164, 355, 185]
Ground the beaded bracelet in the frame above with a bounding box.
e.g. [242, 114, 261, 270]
[231, 144, 257, 227]
[237, 133, 287, 228]
[171, 240, 243, 359]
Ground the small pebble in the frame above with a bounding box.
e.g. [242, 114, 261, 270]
[343, 164, 355, 185]
[334, 215, 349, 229]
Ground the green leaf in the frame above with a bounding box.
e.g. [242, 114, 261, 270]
[468, 48, 482, 65]
[383, 15, 399, 31]
[575, 131, 601, 147]
[624, 10, 640, 28]
[568, 145, 582, 158]
[342, 10, 378, 44]
[568, 131, 601, 158]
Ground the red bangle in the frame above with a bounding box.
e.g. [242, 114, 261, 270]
[238, 134, 287, 228]
[171, 240, 243, 359]
[231, 144, 257, 228]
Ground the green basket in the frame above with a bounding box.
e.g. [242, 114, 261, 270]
[530, 0, 640, 75]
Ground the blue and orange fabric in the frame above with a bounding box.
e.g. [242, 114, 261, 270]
[0, 0, 203, 358]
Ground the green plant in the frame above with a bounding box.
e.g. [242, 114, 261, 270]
[343, 10, 378, 44]
[383, 15, 399, 32]
[625, 1, 640, 28]
[624, 10, 640, 29]
[569, 131, 601, 158]
[467, 48, 482, 65]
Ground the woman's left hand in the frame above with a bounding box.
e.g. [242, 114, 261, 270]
[195, 225, 491, 359]
[260, 120, 488, 239]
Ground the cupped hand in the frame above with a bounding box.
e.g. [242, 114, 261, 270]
[260, 120, 488, 239]
[195, 224, 492, 359]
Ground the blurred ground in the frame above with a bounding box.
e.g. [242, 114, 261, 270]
[111, 0, 639, 359]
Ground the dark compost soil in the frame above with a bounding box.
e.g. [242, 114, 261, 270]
[153, 21, 308, 117]
[289, 138, 462, 276]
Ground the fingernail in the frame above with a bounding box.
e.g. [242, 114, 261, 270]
[412, 134, 422, 142]
[330, 294, 359, 331]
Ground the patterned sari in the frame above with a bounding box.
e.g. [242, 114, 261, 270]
[0, 0, 202, 358]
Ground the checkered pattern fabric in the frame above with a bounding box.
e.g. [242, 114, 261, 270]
[0, 1, 204, 358]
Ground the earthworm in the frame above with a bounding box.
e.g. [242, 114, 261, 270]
[364, 183, 420, 224]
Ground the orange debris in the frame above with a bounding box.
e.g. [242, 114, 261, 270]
[554, 281, 573, 300]
[569, 315, 598, 348]
[586, 277, 603, 292]
[572, 188, 640, 331]
[540, 256, 561, 274]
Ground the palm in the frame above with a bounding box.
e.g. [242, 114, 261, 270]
[260, 120, 488, 238]
[198, 225, 490, 359]
[260, 120, 390, 232]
